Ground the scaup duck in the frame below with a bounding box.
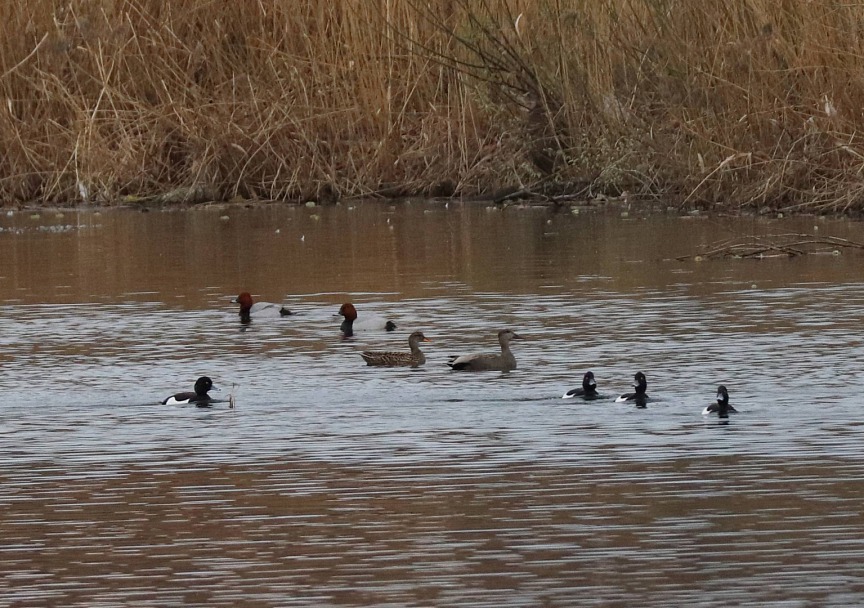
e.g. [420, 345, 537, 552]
[562, 371, 600, 399]
[615, 371, 649, 407]
[338, 302, 397, 337]
[702, 385, 737, 418]
[162, 376, 217, 407]
[447, 329, 522, 372]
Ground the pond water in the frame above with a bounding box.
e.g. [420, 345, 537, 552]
[1, 200, 864, 606]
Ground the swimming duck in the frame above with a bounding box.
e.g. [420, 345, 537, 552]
[702, 385, 738, 418]
[338, 302, 397, 337]
[360, 331, 431, 367]
[233, 292, 292, 322]
[562, 371, 600, 399]
[615, 371, 649, 407]
[162, 376, 216, 407]
[447, 329, 523, 371]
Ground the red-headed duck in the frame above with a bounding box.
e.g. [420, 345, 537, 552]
[162, 376, 216, 407]
[361, 331, 431, 367]
[447, 329, 523, 371]
[337, 302, 397, 337]
[233, 292, 292, 322]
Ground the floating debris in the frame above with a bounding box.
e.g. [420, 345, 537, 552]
[229, 383, 238, 409]
[677, 233, 864, 260]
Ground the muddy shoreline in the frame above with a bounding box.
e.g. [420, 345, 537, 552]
[4, 191, 863, 221]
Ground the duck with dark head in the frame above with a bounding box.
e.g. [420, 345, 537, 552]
[162, 376, 217, 407]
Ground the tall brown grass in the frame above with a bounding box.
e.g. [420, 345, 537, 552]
[2, 0, 864, 211]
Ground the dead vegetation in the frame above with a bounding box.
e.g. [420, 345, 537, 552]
[676, 233, 864, 260]
[3, 1, 864, 209]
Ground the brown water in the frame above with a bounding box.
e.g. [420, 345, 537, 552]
[2, 201, 864, 606]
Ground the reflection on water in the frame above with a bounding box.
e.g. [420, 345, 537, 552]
[2, 202, 864, 605]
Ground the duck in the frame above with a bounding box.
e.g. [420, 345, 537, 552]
[702, 385, 738, 418]
[338, 302, 397, 337]
[447, 329, 523, 371]
[360, 331, 431, 367]
[162, 376, 217, 407]
[615, 371, 649, 407]
[562, 371, 600, 399]
[233, 292, 292, 322]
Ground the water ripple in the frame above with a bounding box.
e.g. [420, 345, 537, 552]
[3, 208, 864, 605]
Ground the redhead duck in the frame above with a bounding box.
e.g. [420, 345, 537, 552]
[562, 371, 600, 399]
[162, 376, 216, 407]
[702, 385, 738, 418]
[615, 371, 649, 407]
[233, 292, 292, 322]
[361, 331, 431, 367]
[447, 329, 523, 371]
[338, 302, 397, 337]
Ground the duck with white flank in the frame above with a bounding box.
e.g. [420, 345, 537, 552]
[162, 376, 217, 407]
[703, 385, 738, 418]
[615, 371, 649, 408]
[563, 371, 601, 400]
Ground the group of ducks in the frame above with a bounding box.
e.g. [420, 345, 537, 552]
[234, 292, 524, 371]
[562, 371, 738, 418]
[160, 293, 739, 418]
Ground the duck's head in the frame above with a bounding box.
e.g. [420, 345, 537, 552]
[583, 371, 596, 389]
[338, 302, 358, 321]
[233, 292, 254, 313]
[716, 385, 729, 405]
[194, 376, 215, 396]
[498, 329, 523, 345]
[409, 331, 431, 345]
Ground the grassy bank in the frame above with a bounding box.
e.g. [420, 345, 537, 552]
[2, 0, 864, 212]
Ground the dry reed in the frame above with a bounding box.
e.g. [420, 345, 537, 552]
[2, 0, 864, 211]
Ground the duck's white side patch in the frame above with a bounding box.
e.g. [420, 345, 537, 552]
[163, 396, 190, 406]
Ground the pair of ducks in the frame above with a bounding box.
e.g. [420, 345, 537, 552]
[564, 371, 738, 417]
[233, 293, 397, 337]
[361, 328, 523, 371]
[563, 371, 649, 406]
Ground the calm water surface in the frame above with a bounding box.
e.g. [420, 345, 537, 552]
[2, 201, 864, 606]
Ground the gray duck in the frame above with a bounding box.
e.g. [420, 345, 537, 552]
[447, 329, 523, 372]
